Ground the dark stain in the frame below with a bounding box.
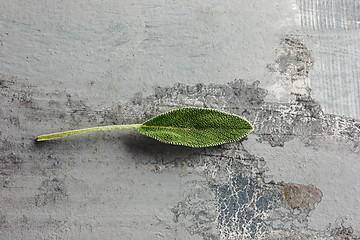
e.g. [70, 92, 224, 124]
[0, 153, 23, 176]
[257, 133, 288, 147]
[0, 79, 7, 89]
[331, 226, 360, 240]
[0, 214, 7, 229]
[283, 183, 322, 218]
[284, 185, 304, 209]
[267, 37, 314, 81]
[0, 140, 12, 152]
[35, 178, 68, 207]
[8, 116, 20, 127]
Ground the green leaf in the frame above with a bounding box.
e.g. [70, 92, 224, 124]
[37, 107, 253, 148]
[137, 107, 253, 147]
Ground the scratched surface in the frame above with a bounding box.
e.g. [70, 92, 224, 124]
[298, 0, 360, 119]
[1, 1, 360, 240]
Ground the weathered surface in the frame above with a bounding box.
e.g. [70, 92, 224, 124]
[1, 0, 360, 239]
[0, 0, 298, 106]
[298, 0, 360, 119]
[1, 71, 359, 239]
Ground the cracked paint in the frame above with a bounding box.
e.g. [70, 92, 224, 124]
[1, 70, 360, 239]
[1, 35, 360, 239]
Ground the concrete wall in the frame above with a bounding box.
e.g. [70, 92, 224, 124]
[1, 0, 359, 239]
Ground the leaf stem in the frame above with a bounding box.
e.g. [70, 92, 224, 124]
[37, 124, 143, 141]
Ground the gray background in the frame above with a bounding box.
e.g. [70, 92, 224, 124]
[1, 0, 359, 239]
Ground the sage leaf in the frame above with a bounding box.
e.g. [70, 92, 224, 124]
[37, 107, 253, 147]
[138, 108, 253, 147]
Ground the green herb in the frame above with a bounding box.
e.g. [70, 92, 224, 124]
[37, 107, 253, 147]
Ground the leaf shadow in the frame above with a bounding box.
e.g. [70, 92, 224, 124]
[119, 133, 207, 166]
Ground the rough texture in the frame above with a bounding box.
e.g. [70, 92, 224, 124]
[1, 71, 359, 239]
[138, 107, 253, 147]
[0, 0, 298, 105]
[1, 0, 360, 239]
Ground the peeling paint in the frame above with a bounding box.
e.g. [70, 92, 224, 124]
[0, 34, 360, 238]
[1, 68, 360, 238]
[283, 183, 322, 215]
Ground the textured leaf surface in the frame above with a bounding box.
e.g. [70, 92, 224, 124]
[137, 107, 253, 147]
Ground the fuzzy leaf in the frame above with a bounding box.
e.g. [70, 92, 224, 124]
[137, 107, 253, 147]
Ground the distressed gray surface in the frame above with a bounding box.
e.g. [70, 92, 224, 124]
[0, 0, 298, 105]
[1, 1, 360, 240]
